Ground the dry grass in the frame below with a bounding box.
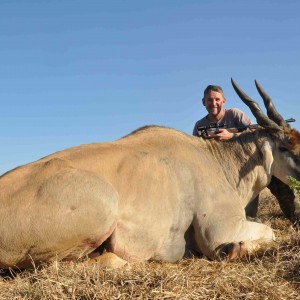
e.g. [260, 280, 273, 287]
[1, 191, 300, 300]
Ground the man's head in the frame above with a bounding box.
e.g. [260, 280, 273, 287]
[202, 85, 226, 121]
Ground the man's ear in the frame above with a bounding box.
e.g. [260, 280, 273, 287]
[260, 141, 274, 175]
[202, 98, 206, 106]
[223, 97, 227, 104]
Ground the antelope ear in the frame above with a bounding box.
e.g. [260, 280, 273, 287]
[260, 141, 274, 174]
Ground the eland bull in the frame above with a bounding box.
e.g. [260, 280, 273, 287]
[0, 79, 299, 269]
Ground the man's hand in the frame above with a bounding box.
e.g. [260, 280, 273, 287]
[204, 129, 235, 141]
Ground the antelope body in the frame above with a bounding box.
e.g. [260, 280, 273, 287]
[0, 79, 299, 269]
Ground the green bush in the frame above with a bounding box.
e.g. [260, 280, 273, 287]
[289, 176, 300, 194]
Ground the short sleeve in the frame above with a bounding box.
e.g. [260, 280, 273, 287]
[231, 108, 253, 127]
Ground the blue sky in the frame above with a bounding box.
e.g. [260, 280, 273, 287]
[0, 0, 299, 175]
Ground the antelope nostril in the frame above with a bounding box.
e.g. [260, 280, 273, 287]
[279, 146, 288, 152]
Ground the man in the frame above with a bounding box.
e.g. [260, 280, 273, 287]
[193, 84, 254, 140]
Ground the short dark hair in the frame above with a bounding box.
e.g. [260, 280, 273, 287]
[203, 85, 224, 98]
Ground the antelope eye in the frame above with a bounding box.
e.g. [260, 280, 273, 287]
[279, 146, 288, 152]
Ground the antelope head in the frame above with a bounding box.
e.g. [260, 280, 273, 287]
[231, 78, 300, 185]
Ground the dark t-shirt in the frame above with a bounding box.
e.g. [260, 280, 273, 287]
[192, 108, 253, 137]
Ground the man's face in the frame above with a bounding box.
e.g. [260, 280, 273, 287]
[202, 90, 226, 117]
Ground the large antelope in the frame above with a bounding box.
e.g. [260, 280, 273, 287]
[0, 79, 299, 269]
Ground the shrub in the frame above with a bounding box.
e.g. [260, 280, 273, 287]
[289, 176, 300, 194]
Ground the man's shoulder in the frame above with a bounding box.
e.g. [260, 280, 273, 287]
[227, 108, 247, 116]
[193, 116, 211, 136]
[226, 108, 253, 126]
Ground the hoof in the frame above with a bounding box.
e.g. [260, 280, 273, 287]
[227, 242, 247, 260]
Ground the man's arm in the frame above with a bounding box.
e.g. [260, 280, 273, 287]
[210, 109, 254, 140]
